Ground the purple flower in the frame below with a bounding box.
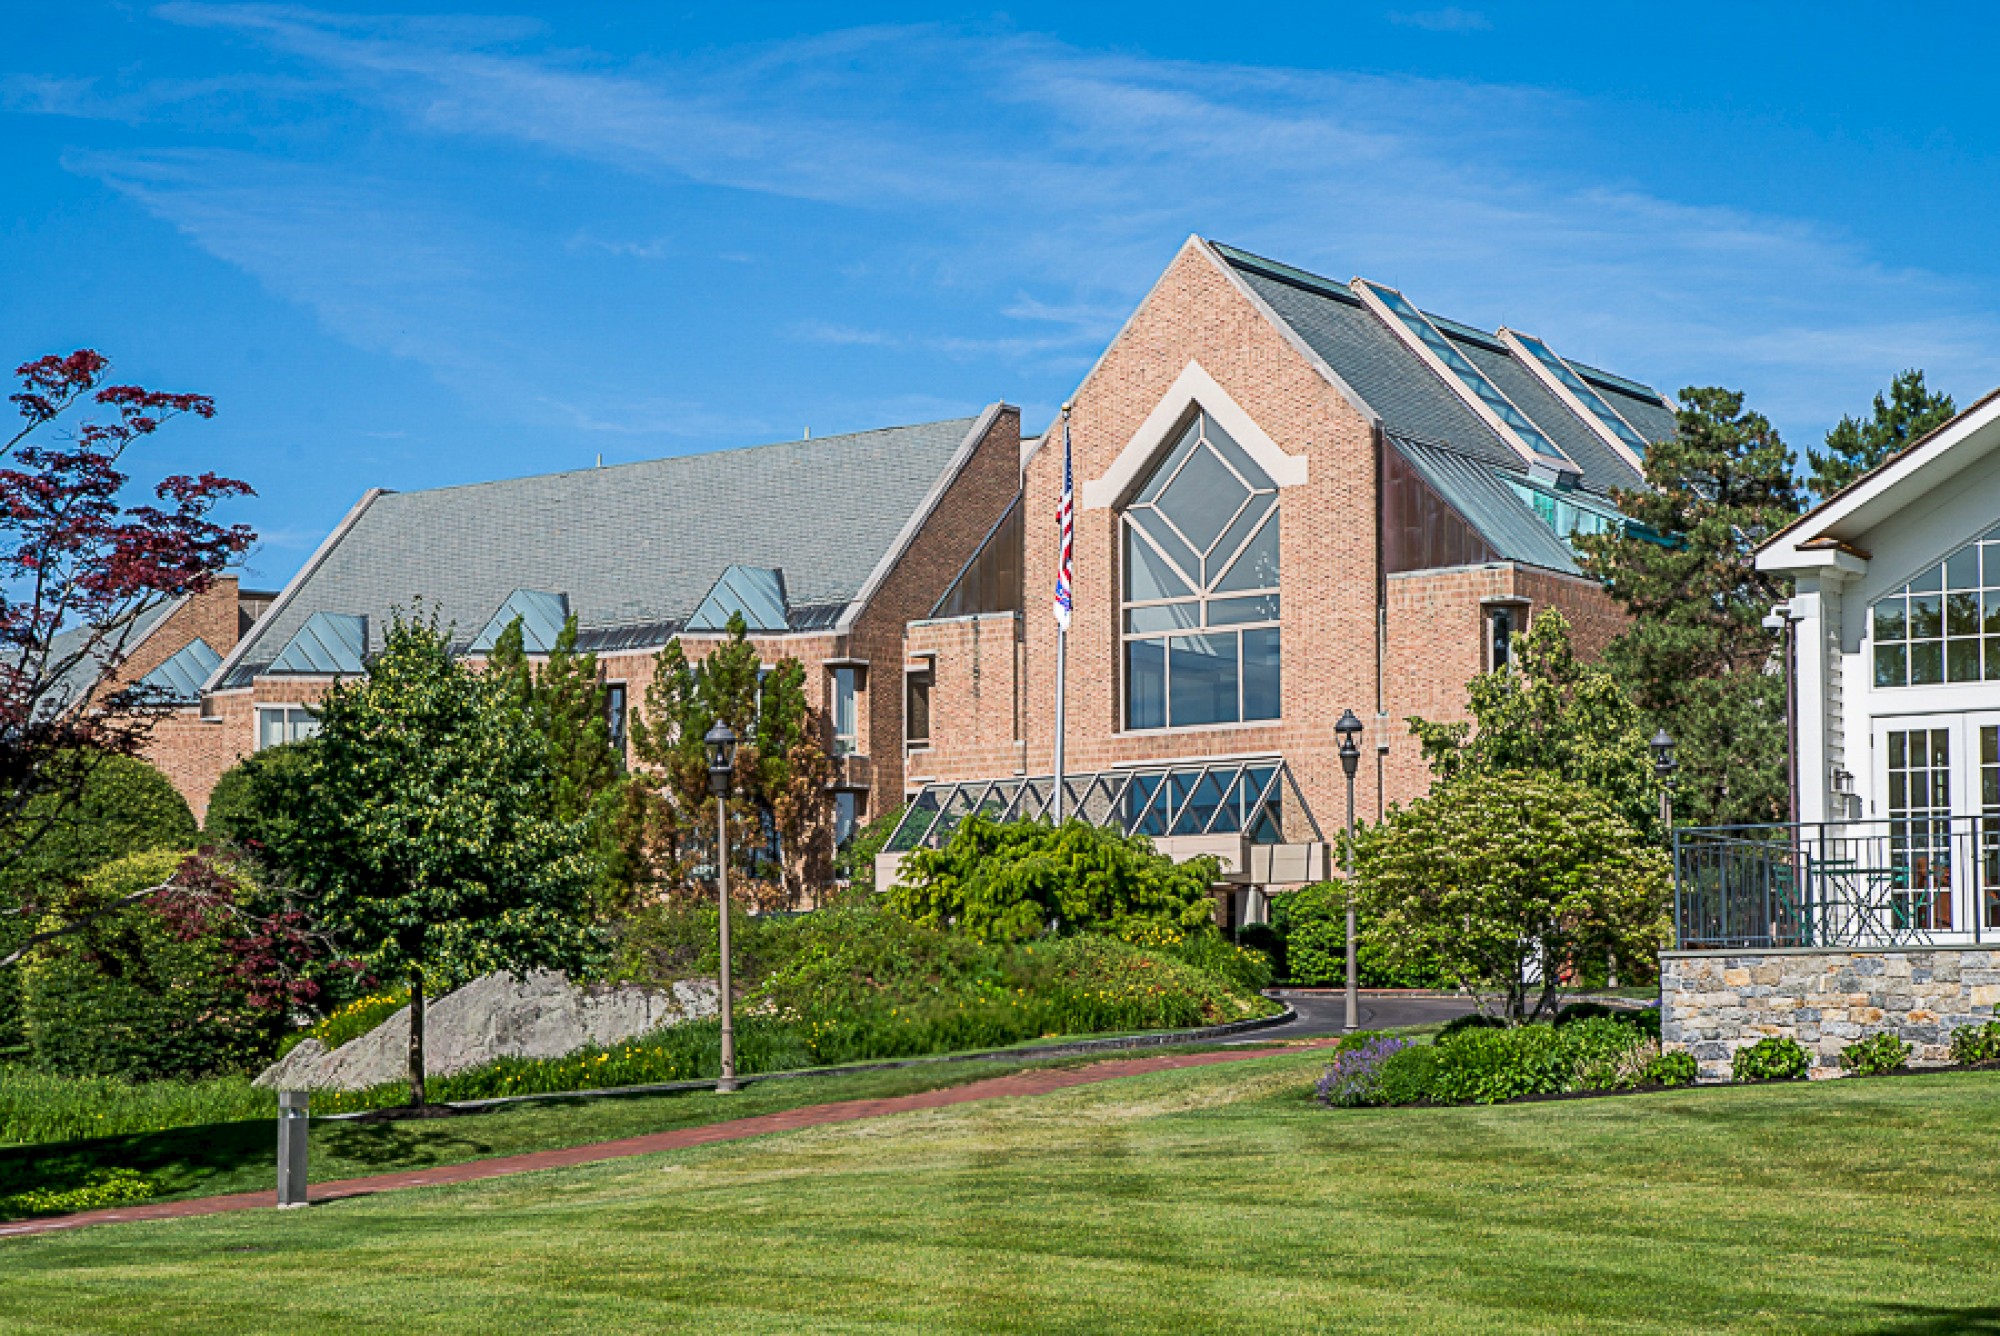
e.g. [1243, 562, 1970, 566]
[1316, 1036, 1414, 1107]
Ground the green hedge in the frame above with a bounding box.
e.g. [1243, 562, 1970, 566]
[1271, 884, 1455, 988]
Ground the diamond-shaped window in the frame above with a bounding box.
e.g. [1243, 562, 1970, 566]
[1156, 443, 1249, 554]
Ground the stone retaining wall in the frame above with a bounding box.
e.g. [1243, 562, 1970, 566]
[1661, 947, 2000, 1081]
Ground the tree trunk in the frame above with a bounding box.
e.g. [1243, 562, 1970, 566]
[407, 974, 427, 1108]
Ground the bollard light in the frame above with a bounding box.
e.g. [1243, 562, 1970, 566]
[277, 1090, 310, 1208]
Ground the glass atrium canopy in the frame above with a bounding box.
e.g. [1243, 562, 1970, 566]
[885, 760, 1322, 854]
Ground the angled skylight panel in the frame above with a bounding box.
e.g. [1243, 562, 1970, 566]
[686, 565, 790, 634]
[1501, 329, 1650, 470]
[138, 637, 221, 703]
[268, 612, 367, 675]
[470, 589, 571, 654]
[1353, 279, 1575, 475]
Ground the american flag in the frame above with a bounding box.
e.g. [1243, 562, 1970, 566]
[1053, 417, 1074, 631]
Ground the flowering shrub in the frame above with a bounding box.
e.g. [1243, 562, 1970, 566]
[1316, 1036, 1414, 1107]
[279, 989, 409, 1058]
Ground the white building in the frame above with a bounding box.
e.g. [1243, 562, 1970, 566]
[1755, 387, 2000, 941]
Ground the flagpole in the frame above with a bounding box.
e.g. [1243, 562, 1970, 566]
[1053, 403, 1073, 825]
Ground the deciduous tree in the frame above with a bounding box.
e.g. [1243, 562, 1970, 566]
[286, 612, 600, 1106]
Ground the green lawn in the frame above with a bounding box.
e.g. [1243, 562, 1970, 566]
[0, 1043, 1257, 1215]
[6, 1051, 2000, 1334]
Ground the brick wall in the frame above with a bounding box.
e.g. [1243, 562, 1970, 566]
[902, 613, 1025, 791]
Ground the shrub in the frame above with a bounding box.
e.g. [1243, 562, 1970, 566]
[1840, 1031, 1911, 1077]
[888, 816, 1218, 943]
[1372, 1044, 1442, 1106]
[278, 988, 409, 1058]
[1642, 1050, 1699, 1087]
[1316, 1036, 1413, 1107]
[834, 803, 905, 897]
[1271, 884, 1454, 988]
[1555, 1001, 1662, 1040]
[0, 1167, 158, 1219]
[20, 851, 297, 1080]
[1367, 1019, 1659, 1106]
[1161, 930, 1274, 993]
[1948, 1021, 2000, 1066]
[1731, 1036, 1811, 1082]
[202, 741, 316, 857]
[1437, 1013, 1505, 1041]
[0, 752, 197, 1050]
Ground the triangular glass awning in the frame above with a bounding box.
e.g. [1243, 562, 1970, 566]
[138, 637, 220, 703]
[469, 589, 571, 654]
[685, 565, 789, 634]
[268, 612, 367, 675]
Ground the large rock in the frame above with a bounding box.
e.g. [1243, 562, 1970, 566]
[256, 971, 721, 1092]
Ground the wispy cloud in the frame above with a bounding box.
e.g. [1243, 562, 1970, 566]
[28, 6, 1997, 446]
[1388, 8, 1494, 33]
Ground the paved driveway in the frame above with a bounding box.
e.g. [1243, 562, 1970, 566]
[1238, 990, 1479, 1042]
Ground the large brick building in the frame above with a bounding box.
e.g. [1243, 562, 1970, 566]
[142, 235, 1675, 916]
[885, 239, 1671, 922]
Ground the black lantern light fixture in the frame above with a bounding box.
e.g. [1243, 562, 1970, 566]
[1334, 709, 1364, 1032]
[703, 721, 740, 1092]
[1651, 728, 1677, 836]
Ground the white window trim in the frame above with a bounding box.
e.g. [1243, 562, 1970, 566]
[1080, 361, 1306, 512]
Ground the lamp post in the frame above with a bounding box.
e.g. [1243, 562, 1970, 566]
[705, 721, 740, 1094]
[1763, 603, 1800, 827]
[1651, 729, 1677, 835]
[1336, 709, 1364, 1033]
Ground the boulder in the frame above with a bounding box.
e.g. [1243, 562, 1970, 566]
[255, 970, 721, 1092]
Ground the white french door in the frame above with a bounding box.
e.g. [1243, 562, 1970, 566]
[1871, 712, 2000, 935]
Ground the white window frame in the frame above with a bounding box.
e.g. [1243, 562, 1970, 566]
[256, 704, 319, 750]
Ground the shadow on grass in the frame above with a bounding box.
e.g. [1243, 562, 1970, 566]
[1863, 1305, 2000, 1334]
[0, 1118, 272, 1204]
[314, 1121, 491, 1170]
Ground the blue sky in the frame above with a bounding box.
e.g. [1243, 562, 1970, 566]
[6, 2, 1999, 589]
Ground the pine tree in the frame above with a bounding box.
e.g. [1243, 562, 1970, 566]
[1574, 387, 1805, 828]
[1807, 369, 1955, 502]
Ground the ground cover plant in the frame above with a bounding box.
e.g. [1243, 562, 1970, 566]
[11, 1050, 2000, 1333]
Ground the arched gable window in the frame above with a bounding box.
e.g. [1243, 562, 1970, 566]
[1872, 527, 2000, 688]
[1121, 409, 1280, 730]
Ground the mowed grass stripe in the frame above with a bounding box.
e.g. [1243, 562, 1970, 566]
[4, 1052, 2000, 1333]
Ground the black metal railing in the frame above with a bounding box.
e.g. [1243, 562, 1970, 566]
[1673, 815, 1998, 950]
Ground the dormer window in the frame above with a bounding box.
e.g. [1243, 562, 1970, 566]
[1120, 410, 1280, 730]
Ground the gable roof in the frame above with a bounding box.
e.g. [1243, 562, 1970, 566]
[1202, 240, 1675, 573]
[139, 636, 221, 704]
[685, 565, 789, 634]
[217, 414, 997, 689]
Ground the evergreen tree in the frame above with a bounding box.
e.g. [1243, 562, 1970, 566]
[1574, 387, 1804, 828]
[628, 615, 834, 907]
[1807, 369, 1956, 502]
[287, 611, 599, 1106]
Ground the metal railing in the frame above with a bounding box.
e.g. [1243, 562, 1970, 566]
[1673, 815, 1998, 949]
[885, 760, 1322, 854]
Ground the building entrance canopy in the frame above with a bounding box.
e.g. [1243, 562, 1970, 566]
[884, 760, 1323, 868]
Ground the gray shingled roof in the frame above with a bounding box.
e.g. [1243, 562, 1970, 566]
[1213, 240, 1675, 575]
[221, 416, 984, 689]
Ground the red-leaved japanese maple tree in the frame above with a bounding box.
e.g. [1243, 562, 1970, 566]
[1, 350, 254, 867]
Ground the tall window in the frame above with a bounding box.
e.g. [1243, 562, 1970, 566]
[1872, 528, 2000, 687]
[1885, 727, 1953, 930]
[1121, 410, 1280, 730]
[905, 668, 931, 751]
[605, 683, 628, 760]
[257, 705, 318, 750]
[830, 667, 859, 755]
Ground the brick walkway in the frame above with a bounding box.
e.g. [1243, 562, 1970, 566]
[0, 1039, 1338, 1241]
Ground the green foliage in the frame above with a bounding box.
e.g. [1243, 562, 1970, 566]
[1575, 387, 1804, 828]
[20, 850, 296, 1080]
[1839, 1031, 1911, 1077]
[1948, 1021, 2000, 1066]
[1271, 883, 1455, 988]
[286, 611, 602, 1103]
[1808, 369, 1956, 502]
[1363, 1019, 1660, 1106]
[1372, 1043, 1441, 1106]
[628, 616, 835, 907]
[1553, 1002, 1661, 1039]
[0, 751, 197, 1051]
[835, 803, 905, 897]
[1352, 772, 1671, 1021]
[1409, 609, 1660, 841]
[889, 816, 1219, 944]
[0, 1064, 275, 1146]
[202, 741, 316, 856]
[1437, 1013, 1505, 1040]
[0, 1166, 157, 1219]
[1731, 1036, 1811, 1082]
[1642, 1050, 1699, 1087]
[1164, 929, 1275, 993]
[277, 988, 410, 1059]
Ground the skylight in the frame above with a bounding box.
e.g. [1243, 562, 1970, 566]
[1504, 330, 1650, 465]
[1354, 280, 1573, 473]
